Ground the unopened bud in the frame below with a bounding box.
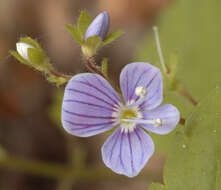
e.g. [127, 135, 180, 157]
[16, 42, 34, 62]
[84, 11, 109, 41]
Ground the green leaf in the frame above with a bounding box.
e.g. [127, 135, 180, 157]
[77, 10, 93, 38]
[135, 0, 221, 100]
[47, 75, 68, 87]
[28, 48, 50, 71]
[48, 89, 63, 126]
[20, 37, 41, 49]
[101, 58, 108, 78]
[81, 35, 102, 57]
[149, 87, 221, 190]
[168, 51, 178, 80]
[66, 24, 83, 44]
[164, 51, 179, 91]
[103, 30, 124, 45]
[10, 50, 30, 66]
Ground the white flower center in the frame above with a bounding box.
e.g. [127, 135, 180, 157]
[112, 86, 164, 133]
[112, 101, 142, 133]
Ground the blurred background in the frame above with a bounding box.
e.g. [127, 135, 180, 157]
[0, 0, 221, 189]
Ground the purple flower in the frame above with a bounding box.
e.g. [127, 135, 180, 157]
[62, 62, 180, 177]
[84, 11, 110, 40]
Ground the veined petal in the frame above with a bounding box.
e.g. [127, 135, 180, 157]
[120, 62, 163, 110]
[102, 127, 154, 177]
[142, 104, 180, 134]
[62, 73, 121, 137]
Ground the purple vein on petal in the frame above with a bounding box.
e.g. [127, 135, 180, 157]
[109, 130, 121, 162]
[93, 76, 121, 102]
[119, 132, 125, 171]
[128, 66, 138, 99]
[75, 125, 113, 135]
[62, 108, 114, 119]
[66, 88, 114, 107]
[135, 72, 159, 102]
[63, 119, 114, 128]
[145, 72, 159, 89]
[73, 79, 119, 105]
[126, 69, 129, 100]
[128, 132, 135, 173]
[129, 68, 152, 100]
[139, 81, 161, 109]
[63, 99, 114, 112]
[134, 128, 144, 165]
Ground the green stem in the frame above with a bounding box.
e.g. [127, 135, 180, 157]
[0, 153, 161, 182]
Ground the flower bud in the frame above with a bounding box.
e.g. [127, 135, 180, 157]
[84, 11, 109, 40]
[16, 42, 34, 62]
[13, 38, 51, 72]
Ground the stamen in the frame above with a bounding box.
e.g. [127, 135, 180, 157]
[127, 86, 147, 108]
[153, 118, 163, 127]
[135, 86, 147, 97]
[122, 118, 164, 127]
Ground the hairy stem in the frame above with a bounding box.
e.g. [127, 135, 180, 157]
[49, 68, 70, 79]
[85, 57, 106, 78]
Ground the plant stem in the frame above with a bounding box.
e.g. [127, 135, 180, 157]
[0, 153, 161, 182]
[153, 26, 170, 74]
[177, 85, 198, 106]
[85, 57, 106, 78]
[49, 69, 70, 79]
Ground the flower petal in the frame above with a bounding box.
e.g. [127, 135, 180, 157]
[120, 62, 163, 110]
[84, 11, 110, 40]
[62, 73, 121, 137]
[16, 42, 34, 61]
[142, 104, 180, 134]
[102, 127, 154, 177]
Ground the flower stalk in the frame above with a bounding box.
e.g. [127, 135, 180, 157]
[153, 26, 170, 74]
[85, 57, 106, 78]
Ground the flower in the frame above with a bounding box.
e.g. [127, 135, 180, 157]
[16, 42, 34, 62]
[61, 62, 180, 177]
[84, 11, 110, 40]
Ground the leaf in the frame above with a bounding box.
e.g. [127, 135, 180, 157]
[101, 58, 108, 78]
[103, 30, 124, 45]
[28, 48, 50, 71]
[149, 87, 221, 190]
[135, 0, 221, 100]
[10, 50, 30, 66]
[164, 51, 179, 91]
[77, 10, 93, 38]
[168, 51, 178, 81]
[48, 89, 63, 126]
[47, 75, 68, 87]
[81, 35, 102, 57]
[66, 24, 83, 44]
[20, 37, 41, 49]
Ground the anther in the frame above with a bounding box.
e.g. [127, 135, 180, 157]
[135, 86, 147, 97]
[153, 118, 163, 127]
[127, 86, 147, 108]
